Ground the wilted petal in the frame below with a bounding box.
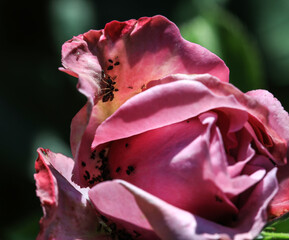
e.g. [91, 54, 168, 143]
[61, 34, 102, 102]
[34, 148, 107, 240]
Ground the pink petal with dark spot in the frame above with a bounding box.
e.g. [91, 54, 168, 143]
[61, 15, 229, 112]
[91, 74, 286, 165]
[88, 181, 160, 240]
[89, 172, 278, 240]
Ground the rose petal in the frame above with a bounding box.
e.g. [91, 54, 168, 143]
[88, 181, 160, 240]
[71, 103, 110, 186]
[116, 171, 278, 240]
[116, 180, 233, 240]
[60, 35, 102, 102]
[198, 113, 267, 198]
[107, 113, 238, 222]
[61, 15, 229, 119]
[227, 128, 256, 178]
[91, 74, 248, 150]
[246, 89, 289, 144]
[34, 148, 107, 240]
[196, 76, 288, 165]
[70, 103, 90, 158]
[91, 74, 287, 165]
[235, 168, 279, 238]
[268, 161, 289, 217]
[105, 111, 269, 225]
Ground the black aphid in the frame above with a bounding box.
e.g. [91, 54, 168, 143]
[107, 65, 113, 71]
[99, 149, 106, 159]
[90, 150, 96, 159]
[126, 165, 135, 175]
[84, 170, 90, 180]
[128, 165, 134, 172]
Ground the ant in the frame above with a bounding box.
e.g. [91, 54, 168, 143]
[100, 70, 119, 102]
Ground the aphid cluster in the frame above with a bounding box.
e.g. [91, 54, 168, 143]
[97, 214, 141, 240]
[82, 148, 112, 185]
[100, 58, 121, 102]
[107, 58, 120, 70]
[126, 165, 135, 175]
[100, 71, 118, 102]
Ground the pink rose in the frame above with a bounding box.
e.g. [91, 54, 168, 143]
[34, 16, 289, 240]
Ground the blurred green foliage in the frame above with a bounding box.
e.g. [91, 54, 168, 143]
[49, 0, 96, 49]
[256, 213, 289, 239]
[1, 0, 289, 239]
[178, 0, 264, 91]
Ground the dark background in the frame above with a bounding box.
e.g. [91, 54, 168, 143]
[1, 0, 289, 239]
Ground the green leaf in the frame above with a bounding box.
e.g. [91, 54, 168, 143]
[255, 213, 289, 239]
[257, 232, 289, 240]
